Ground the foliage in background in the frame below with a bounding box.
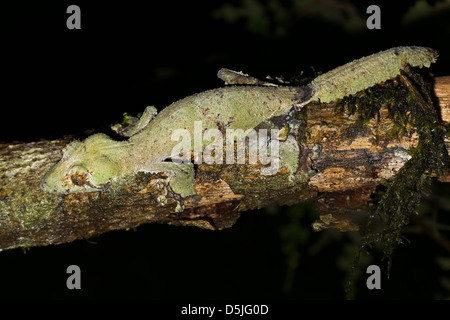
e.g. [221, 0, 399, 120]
[214, 0, 450, 37]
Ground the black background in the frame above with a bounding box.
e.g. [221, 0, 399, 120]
[1, 0, 450, 303]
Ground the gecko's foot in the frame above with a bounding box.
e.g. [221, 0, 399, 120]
[173, 194, 202, 212]
[175, 202, 184, 213]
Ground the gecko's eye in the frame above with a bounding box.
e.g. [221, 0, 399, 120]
[70, 171, 87, 186]
[68, 165, 93, 187]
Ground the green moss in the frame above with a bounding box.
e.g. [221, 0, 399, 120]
[339, 71, 449, 276]
[121, 112, 132, 127]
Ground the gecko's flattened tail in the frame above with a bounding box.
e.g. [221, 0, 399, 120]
[309, 46, 438, 104]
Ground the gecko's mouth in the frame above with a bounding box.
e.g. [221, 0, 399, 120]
[39, 164, 80, 194]
[39, 177, 52, 192]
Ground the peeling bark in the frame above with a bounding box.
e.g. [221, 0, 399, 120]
[1, 76, 449, 251]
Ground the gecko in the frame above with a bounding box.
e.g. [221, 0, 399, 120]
[40, 46, 438, 210]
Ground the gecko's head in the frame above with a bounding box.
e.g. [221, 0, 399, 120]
[40, 133, 123, 194]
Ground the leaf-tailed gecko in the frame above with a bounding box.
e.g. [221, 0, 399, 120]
[40, 46, 437, 210]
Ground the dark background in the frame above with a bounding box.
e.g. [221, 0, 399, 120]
[1, 0, 450, 302]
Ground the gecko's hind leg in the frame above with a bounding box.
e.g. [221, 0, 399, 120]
[112, 106, 158, 137]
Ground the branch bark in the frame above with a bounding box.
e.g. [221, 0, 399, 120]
[1, 76, 449, 251]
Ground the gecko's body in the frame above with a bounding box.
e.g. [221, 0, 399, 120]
[40, 46, 438, 207]
[40, 86, 306, 197]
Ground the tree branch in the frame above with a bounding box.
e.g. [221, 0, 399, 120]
[1, 76, 449, 251]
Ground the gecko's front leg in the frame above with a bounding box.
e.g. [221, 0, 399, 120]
[145, 162, 197, 212]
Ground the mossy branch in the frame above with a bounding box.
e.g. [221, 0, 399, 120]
[1, 76, 449, 252]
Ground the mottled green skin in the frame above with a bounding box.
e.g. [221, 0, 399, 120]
[41, 46, 438, 205]
[40, 86, 301, 198]
[309, 46, 438, 103]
